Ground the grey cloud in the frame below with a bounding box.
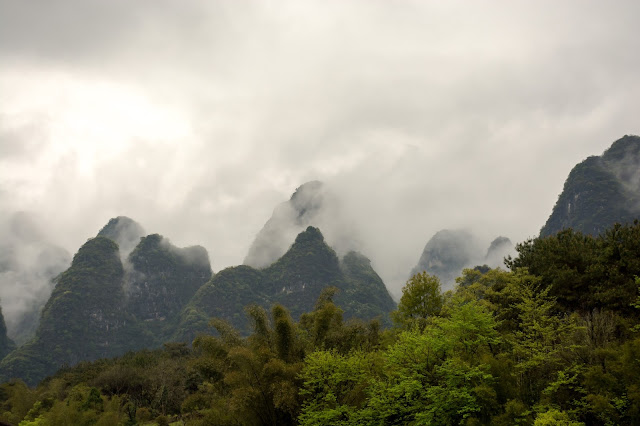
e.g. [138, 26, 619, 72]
[0, 0, 639, 297]
[0, 212, 71, 344]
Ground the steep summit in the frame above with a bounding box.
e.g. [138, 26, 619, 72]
[244, 182, 327, 268]
[244, 181, 360, 268]
[290, 180, 325, 221]
[97, 216, 146, 256]
[485, 237, 513, 266]
[541, 135, 640, 237]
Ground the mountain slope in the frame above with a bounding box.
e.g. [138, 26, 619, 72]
[0, 237, 130, 385]
[0, 218, 212, 386]
[125, 233, 212, 341]
[177, 226, 395, 341]
[541, 135, 640, 237]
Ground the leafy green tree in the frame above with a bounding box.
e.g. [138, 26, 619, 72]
[364, 298, 499, 425]
[0, 380, 37, 425]
[534, 408, 584, 425]
[391, 272, 443, 329]
[506, 230, 599, 311]
[505, 270, 583, 406]
[299, 351, 378, 426]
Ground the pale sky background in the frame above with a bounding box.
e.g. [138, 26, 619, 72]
[1, 0, 639, 295]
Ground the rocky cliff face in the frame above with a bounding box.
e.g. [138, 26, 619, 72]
[540, 135, 640, 237]
[125, 234, 212, 335]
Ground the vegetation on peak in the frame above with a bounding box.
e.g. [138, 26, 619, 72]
[292, 225, 324, 244]
[601, 134, 640, 163]
[540, 135, 640, 237]
[0, 236, 127, 385]
[266, 226, 341, 289]
[125, 234, 212, 341]
[290, 181, 323, 202]
[70, 236, 121, 271]
[176, 227, 394, 340]
[338, 251, 396, 325]
[97, 216, 145, 255]
[0, 230, 212, 386]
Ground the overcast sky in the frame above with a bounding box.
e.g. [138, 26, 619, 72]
[1, 0, 639, 294]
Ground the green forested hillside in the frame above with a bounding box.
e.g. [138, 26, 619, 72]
[0, 220, 213, 387]
[176, 226, 395, 341]
[1, 221, 639, 425]
[541, 135, 640, 237]
[125, 234, 212, 342]
[0, 237, 129, 386]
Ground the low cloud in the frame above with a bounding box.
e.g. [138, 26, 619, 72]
[0, 212, 70, 344]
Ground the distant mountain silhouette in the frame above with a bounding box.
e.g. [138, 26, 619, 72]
[412, 230, 513, 288]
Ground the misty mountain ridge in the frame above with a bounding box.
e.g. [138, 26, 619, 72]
[541, 134, 640, 237]
[1, 135, 638, 386]
[244, 181, 361, 268]
[411, 230, 514, 288]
